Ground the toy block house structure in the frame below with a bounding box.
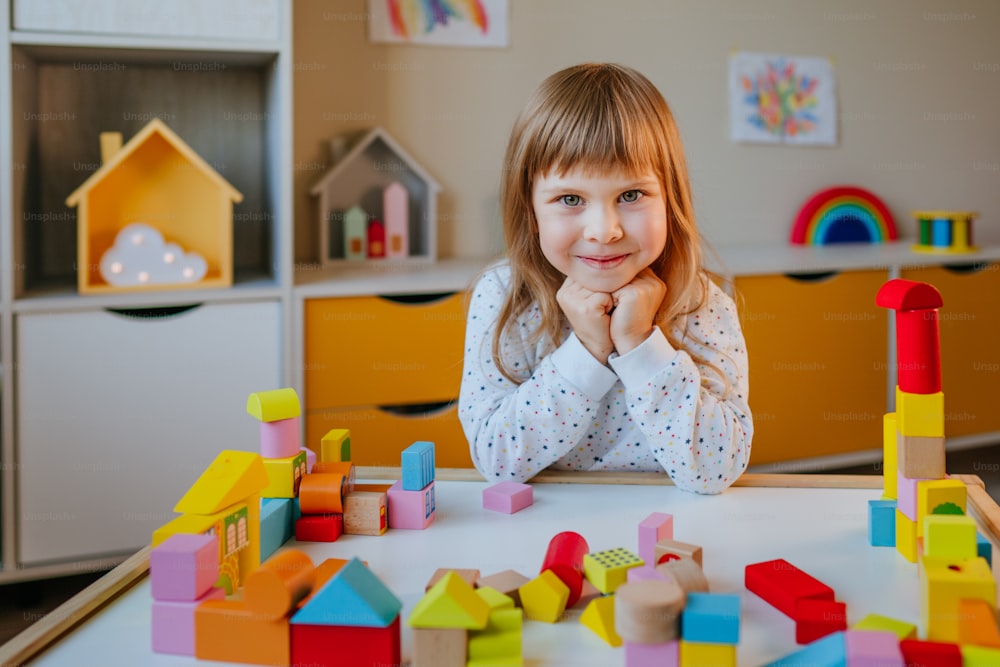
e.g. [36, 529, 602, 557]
[65, 118, 242, 294]
[310, 127, 441, 265]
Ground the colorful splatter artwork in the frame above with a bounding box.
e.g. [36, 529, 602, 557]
[369, 0, 508, 47]
[729, 52, 837, 146]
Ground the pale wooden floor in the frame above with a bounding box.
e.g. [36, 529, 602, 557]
[1, 445, 999, 648]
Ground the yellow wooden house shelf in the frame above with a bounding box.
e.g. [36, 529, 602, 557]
[65, 118, 243, 294]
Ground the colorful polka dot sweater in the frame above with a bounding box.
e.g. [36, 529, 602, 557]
[458, 262, 753, 494]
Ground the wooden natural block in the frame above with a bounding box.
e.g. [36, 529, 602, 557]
[477, 570, 530, 607]
[653, 538, 703, 567]
[897, 432, 945, 479]
[426, 568, 481, 593]
[411, 627, 467, 667]
[657, 557, 709, 595]
[614, 578, 685, 643]
[343, 490, 388, 536]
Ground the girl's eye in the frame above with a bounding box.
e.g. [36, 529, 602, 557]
[560, 194, 582, 207]
[620, 190, 642, 203]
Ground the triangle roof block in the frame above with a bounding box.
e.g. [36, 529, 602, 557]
[292, 557, 402, 627]
[407, 571, 490, 629]
[66, 118, 243, 207]
[174, 450, 268, 515]
[309, 126, 442, 196]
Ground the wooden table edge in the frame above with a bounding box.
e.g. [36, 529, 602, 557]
[1, 470, 993, 666]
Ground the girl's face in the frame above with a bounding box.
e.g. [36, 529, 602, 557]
[532, 167, 667, 293]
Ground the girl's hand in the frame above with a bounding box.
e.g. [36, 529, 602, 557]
[610, 268, 666, 355]
[557, 277, 615, 364]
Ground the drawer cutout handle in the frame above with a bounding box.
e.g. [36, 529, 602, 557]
[376, 400, 456, 417]
[941, 262, 993, 275]
[105, 304, 203, 320]
[378, 292, 455, 305]
[783, 271, 838, 283]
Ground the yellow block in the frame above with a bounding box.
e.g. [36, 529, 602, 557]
[262, 451, 308, 499]
[246, 388, 301, 422]
[852, 613, 917, 639]
[174, 450, 268, 515]
[920, 555, 996, 642]
[963, 646, 1000, 667]
[923, 515, 977, 559]
[895, 509, 918, 563]
[477, 586, 516, 610]
[882, 412, 898, 499]
[680, 640, 736, 667]
[518, 570, 569, 623]
[408, 571, 490, 629]
[583, 547, 644, 594]
[918, 478, 966, 522]
[579, 596, 621, 647]
[320, 428, 352, 463]
[467, 607, 523, 663]
[895, 387, 944, 437]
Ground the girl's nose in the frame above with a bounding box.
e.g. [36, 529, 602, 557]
[583, 206, 624, 243]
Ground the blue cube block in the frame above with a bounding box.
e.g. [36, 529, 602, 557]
[764, 630, 846, 667]
[977, 530, 993, 566]
[868, 499, 896, 547]
[681, 592, 740, 644]
[260, 497, 296, 561]
[401, 441, 435, 491]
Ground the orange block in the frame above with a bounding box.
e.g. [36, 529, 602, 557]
[299, 473, 346, 514]
[959, 598, 1000, 648]
[194, 599, 289, 666]
[244, 549, 315, 619]
[312, 461, 356, 493]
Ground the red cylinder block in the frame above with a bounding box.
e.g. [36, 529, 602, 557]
[540, 531, 589, 607]
[896, 308, 942, 394]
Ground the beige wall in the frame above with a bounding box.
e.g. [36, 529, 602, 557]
[293, 0, 1000, 264]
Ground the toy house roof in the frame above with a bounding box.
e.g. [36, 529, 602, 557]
[292, 557, 402, 627]
[309, 126, 442, 196]
[174, 450, 268, 515]
[66, 117, 243, 206]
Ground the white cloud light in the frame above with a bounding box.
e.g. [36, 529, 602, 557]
[100, 222, 207, 287]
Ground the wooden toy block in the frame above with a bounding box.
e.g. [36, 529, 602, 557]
[295, 513, 343, 542]
[290, 616, 401, 667]
[467, 607, 523, 663]
[843, 629, 905, 667]
[540, 531, 590, 607]
[482, 480, 534, 514]
[150, 532, 218, 602]
[294, 557, 402, 628]
[653, 538, 703, 567]
[918, 478, 967, 521]
[744, 559, 835, 619]
[624, 639, 679, 667]
[312, 460, 356, 492]
[299, 558, 351, 607]
[766, 630, 846, 667]
[852, 613, 916, 639]
[301, 446, 316, 474]
[882, 413, 899, 499]
[477, 586, 516, 610]
[246, 387, 301, 422]
[894, 509, 918, 563]
[680, 592, 740, 644]
[259, 416, 300, 459]
[518, 570, 570, 623]
[580, 595, 621, 647]
[868, 499, 896, 547]
[638, 512, 674, 563]
[614, 578, 685, 643]
[958, 598, 1000, 647]
[262, 450, 308, 499]
[924, 514, 976, 559]
[426, 567, 481, 592]
[411, 627, 467, 667]
[343, 489, 388, 536]
[298, 472, 346, 514]
[401, 440, 436, 491]
[583, 547, 644, 594]
[259, 497, 295, 562]
[656, 557, 709, 594]
[244, 548, 315, 620]
[895, 387, 945, 438]
[895, 470, 923, 521]
[151, 586, 224, 655]
[319, 427, 351, 462]
[876, 279, 943, 395]
[409, 570, 490, 629]
[174, 450, 268, 515]
[920, 555, 996, 642]
[194, 599, 290, 666]
[478, 570, 530, 607]
[795, 598, 846, 644]
[897, 432, 946, 479]
[963, 645, 1000, 667]
[678, 641, 736, 667]
[899, 638, 962, 667]
[387, 479, 436, 529]
[977, 531, 993, 565]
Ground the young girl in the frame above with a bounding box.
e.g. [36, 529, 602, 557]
[459, 63, 752, 494]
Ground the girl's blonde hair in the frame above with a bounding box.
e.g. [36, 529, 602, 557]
[494, 62, 711, 383]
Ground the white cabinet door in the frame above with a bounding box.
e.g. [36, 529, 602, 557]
[16, 301, 282, 566]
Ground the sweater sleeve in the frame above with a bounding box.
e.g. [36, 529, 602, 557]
[609, 282, 753, 494]
[458, 267, 618, 482]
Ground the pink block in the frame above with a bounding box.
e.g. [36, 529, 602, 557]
[638, 512, 674, 563]
[896, 470, 926, 521]
[150, 533, 219, 602]
[482, 481, 533, 514]
[845, 629, 905, 667]
[260, 417, 300, 459]
[387, 480, 435, 529]
[301, 446, 317, 474]
[624, 639, 679, 667]
[626, 564, 670, 583]
[151, 587, 225, 654]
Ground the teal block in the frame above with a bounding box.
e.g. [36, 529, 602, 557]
[868, 499, 896, 547]
[681, 592, 740, 644]
[764, 631, 846, 667]
[977, 530, 993, 566]
[401, 441, 435, 491]
[260, 497, 295, 561]
[292, 557, 402, 627]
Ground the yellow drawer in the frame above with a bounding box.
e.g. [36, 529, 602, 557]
[900, 263, 1000, 437]
[305, 293, 466, 408]
[305, 402, 473, 469]
[736, 271, 888, 465]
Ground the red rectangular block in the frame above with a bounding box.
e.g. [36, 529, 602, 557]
[295, 513, 343, 542]
[899, 638, 962, 667]
[290, 615, 401, 667]
[795, 598, 847, 644]
[745, 559, 835, 619]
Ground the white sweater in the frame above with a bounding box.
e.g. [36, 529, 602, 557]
[458, 261, 753, 494]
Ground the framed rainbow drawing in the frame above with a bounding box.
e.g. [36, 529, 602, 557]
[790, 186, 898, 245]
[368, 0, 509, 47]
